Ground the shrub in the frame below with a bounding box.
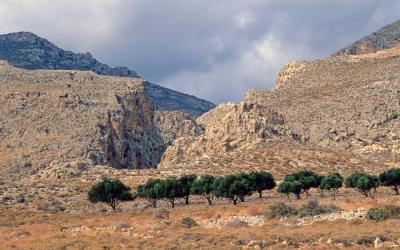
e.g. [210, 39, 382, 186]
[136, 178, 163, 208]
[266, 202, 297, 218]
[379, 168, 400, 195]
[319, 173, 343, 199]
[154, 208, 170, 220]
[366, 205, 400, 221]
[212, 174, 252, 205]
[391, 111, 398, 119]
[190, 175, 215, 205]
[178, 174, 197, 205]
[245, 171, 276, 198]
[181, 217, 197, 228]
[345, 173, 380, 198]
[298, 200, 340, 217]
[88, 178, 134, 210]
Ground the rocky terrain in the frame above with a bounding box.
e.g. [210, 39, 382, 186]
[160, 34, 400, 175]
[336, 19, 400, 55]
[0, 61, 169, 182]
[0, 32, 215, 118]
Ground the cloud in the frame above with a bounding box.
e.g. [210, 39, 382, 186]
[0, 0, 399, 103]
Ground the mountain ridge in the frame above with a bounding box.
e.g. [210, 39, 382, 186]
[0, 31, 215, 117]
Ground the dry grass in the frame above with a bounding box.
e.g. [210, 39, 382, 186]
[1, 190, 400, 249]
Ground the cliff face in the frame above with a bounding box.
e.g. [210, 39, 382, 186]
[0, 61, 166, 181]
[0, 32, 215, 118]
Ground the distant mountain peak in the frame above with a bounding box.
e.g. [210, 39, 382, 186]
[335, 19, 400, 56]
[0, 31, 215, 117]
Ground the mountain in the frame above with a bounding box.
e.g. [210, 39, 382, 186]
[336, 19, 400, 55]
[160, 20, 400, 178]
[0, 31, 215, 117]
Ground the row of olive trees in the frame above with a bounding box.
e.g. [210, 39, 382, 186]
[88, 168, 400, 210]
[278, 168, 400, 200]
[136, 171, 276, 207]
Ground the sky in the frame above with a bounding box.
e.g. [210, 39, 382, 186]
[0, 0, 399, 103]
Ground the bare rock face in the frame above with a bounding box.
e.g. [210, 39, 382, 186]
[0, 61, 164, 181]
[154, 111, 203, 146]
[275, 61, 306, 89]
[159, 102, 296, 167]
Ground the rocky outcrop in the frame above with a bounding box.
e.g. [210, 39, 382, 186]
[154, 111, 203, 146]
[0, 61, 165, 181]
[0, 31, 215, 118]
[336, 20, 400, 56]
[159, 102, 297, 167]
[275, 61, 306, 89]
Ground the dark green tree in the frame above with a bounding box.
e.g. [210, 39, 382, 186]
[136, 178, 163, 208]
[158, 177, 183, 208]
[284, 170, 323, 196]
[319, 173, 343, 199]
[88, 178, 134, 210]
[345, 172, 380, 198]
[277, 181, 292, 199]
[178, 174, 197, 204]
[379, 168, 400, 195]
[212, 175, 252, 205]
[190, 175, 215, 205]
[246, 171, 276, 198]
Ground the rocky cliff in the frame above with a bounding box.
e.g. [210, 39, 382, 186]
[0, 32, 215, 118]
[0, 61, 167, 181]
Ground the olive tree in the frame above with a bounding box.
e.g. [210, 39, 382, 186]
[345, 172, 380, 198]
[190, 175, 215, 205]
[278, 181, 302, 199]
[136, 178, 163, 208]
[379, 168, 400, 195]
[88, 178, 134, 210]
[158, 177, 183, 208]
[246, 171, 276, 198]
[212, 174, 252, 205]
[319, 173, 343, 199]
[178, 174, 197, 204]
[284, 170, 323, 196]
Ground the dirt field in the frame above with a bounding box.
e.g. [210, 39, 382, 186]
[1, 187, 400, 250]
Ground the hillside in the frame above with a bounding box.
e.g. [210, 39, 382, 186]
[0, 32, 215, 117]
[160, 28, 400, 176]
[336, 19, 400, 55]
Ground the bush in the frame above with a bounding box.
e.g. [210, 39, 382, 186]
[181, 217, 197, 228]
[319, 173, 343, 199]
[379, 168, 400, 195]
[298, 200, 340, 217]
[190, 175, 215, 205]
[88, 178, 134, 210]
[345, 173, 380, 198]
[266, 202, 298, 218]
[366, 205, 400, 221]
[391, 111, 398, 119]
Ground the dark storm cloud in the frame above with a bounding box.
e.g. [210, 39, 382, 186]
[0, 0, 399, 103]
